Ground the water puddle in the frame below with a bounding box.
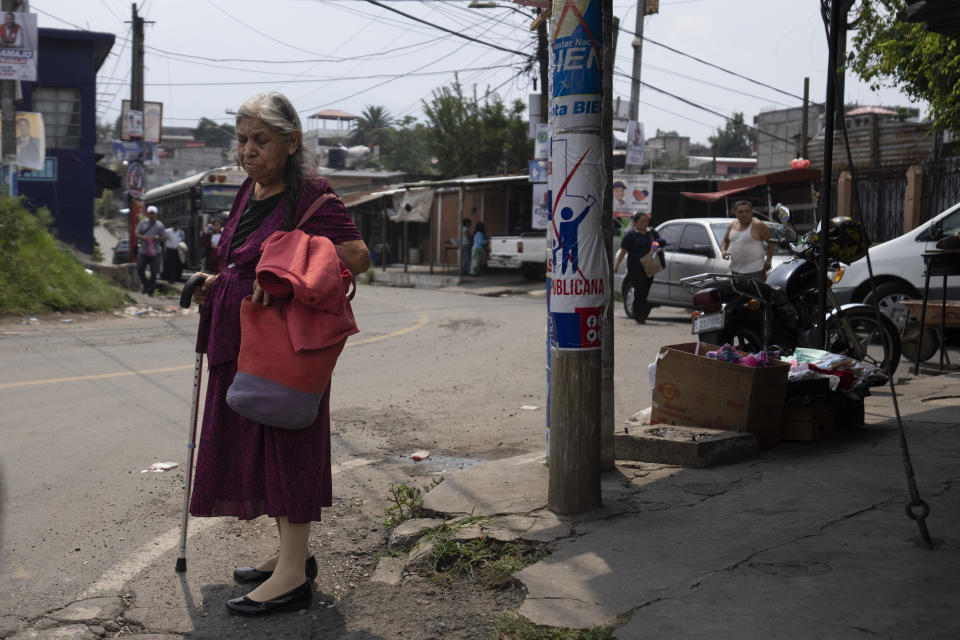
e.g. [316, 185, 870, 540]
[392, 455, 483, 474]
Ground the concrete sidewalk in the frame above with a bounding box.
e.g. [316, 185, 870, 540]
[421, 366, 960, 638]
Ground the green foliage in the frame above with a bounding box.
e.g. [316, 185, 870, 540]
[708, 111, 755, 158]
[194, 117, 236, 148]
[382, 115, 434, 176]
[347, 104, 395, 149]
[0, 196, 125, 313]
[848, 0, 960, 135]
[383, 482, 424, 528]
[422, 78, 532, 178]
[94, 190, 118, 221]
[491, 611, 620, 640]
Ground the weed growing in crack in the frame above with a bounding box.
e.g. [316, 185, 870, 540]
[491, 610, 622, 639]
[383, 482, 424, 528]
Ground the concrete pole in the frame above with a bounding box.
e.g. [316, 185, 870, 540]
[800, 77, 809, 160]
[600, 11, 615, 471]
[1, 0, 20, 194]
[128, 3, 145, 262]
[628, 0, 647, 123]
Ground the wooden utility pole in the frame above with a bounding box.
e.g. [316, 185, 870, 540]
[547, 0, 606, 515]
[600, 12, 616, 471]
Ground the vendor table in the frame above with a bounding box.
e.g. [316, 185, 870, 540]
[912, 249, 960, 375]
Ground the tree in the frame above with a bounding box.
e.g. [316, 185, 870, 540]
[347, 105, 394, 150]
[848, 0, 960, 134]
[422, 79, 532, 178]
[381, 115, 433, 176]
[707, 111, 755, 157]
[194, 117, 236, 148]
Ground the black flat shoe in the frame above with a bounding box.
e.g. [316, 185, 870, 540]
[233, 555, 318, 585]
[226, 581, 312, 617]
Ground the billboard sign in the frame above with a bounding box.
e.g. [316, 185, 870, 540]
[0, 12, 37, 81]
[550, 0, 601, 131]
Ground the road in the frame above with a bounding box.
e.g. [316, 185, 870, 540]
[0, 284, 694, 637]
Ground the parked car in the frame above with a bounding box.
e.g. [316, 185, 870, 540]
[613, 217, 794, 318]
[112, 239, 131, 264]
[833, 201, 960, 330]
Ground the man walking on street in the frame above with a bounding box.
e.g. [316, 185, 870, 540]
[136, 205, 165, 296]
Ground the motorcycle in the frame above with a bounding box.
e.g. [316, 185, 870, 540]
[680, 207, 901, 375]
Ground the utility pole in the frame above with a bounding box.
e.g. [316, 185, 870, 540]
[800, 77, 809, 159]
[128, 3, 145, 261]
[599, 11, 615, 471]
[0, 0, 22, 194]
[537, 13, 549, 123]
[627, 0, 647, 124]
[547, 0, 605, 515]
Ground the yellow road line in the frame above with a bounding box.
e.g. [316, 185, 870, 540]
[0, 311, 429, 389]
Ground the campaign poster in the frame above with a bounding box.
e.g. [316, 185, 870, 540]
[626, 120, 645, 167]
[548, 132, 607, 350]
[534, 123, 550, 160]
[613, 173, 654, 217]
[0, 12, 37, 81]
[532, 183, 549, 230]
[14, 110, 44, 171]
[550, 0, 601, 131]
[122, 100, 162, 141]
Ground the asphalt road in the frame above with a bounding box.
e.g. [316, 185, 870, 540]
[0, 284, 695, 630]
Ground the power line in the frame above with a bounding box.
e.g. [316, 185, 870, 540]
[364, 0, 534, 60]
[617, 23, 807, 103]
[614, 70, 797, 145]
[95, 63, 517, 87]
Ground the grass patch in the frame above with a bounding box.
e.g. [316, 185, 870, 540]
[0, 196, 125, 313]
[491, 611, 621, 640]
[413, 516, 548, 587]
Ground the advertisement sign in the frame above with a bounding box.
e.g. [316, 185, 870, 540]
[113, 140, 158, 164]
[550, 0, 601, 131]
[626, 120, 645, 167]
[122, 100, 163, 141]
[532, 183, 549, 230]
[534, 123, 550, 159]
[9, 111, 44, 170]
[528, 159, 548, 183]
[126, 161, 145, 198]
[0, 12, 37, 81]
[613, 173, 653, 217]
[548, 132, 607, 349]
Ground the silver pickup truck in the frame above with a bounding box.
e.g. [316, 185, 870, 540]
[488, 231, 548, 280]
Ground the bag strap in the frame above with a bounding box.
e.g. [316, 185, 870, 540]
[295, 193, 337, 230]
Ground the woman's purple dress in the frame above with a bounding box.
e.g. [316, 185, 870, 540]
[189, 176, 361, 523]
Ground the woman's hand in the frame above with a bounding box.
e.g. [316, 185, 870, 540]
[251, 281, 273, 306]
[192, 273, 218, 304]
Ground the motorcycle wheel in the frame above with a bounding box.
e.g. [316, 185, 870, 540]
[825, 307, 902, 375]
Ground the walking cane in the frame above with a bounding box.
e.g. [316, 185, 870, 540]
[175, 273, 208, 573]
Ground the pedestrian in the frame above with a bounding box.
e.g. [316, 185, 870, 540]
[460, 218, 472, 275]
[188, 91, 370, 617]
[135, 205, 165, 296]
[163, 221, 185, 282]
[613, 211, 665, 324]
[470, 221, 488, 275]
[720, 200, 774, 280]
[203, 218, 225, 274]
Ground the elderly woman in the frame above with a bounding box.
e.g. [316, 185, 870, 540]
[189, 92, 369, 617]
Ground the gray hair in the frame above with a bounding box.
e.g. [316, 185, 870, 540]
[236, 91, 315, 230]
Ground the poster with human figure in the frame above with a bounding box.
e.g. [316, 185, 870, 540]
[616, 173, 654, 216]
[626, 120, 645, 167]
[548, 133, 607, 350]
[0, 11, 37, 81]
[15, 110, 44, 170]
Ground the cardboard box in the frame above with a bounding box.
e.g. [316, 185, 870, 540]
[781, 399, 835, 442]
[650, 342, 790, 449]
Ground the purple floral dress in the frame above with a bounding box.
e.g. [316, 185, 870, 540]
[188, 176, 361, 523]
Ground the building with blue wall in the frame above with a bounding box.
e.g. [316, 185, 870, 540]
[17, 28, 114, 253]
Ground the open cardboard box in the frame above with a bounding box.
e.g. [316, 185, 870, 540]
[650, 342, 790, 449]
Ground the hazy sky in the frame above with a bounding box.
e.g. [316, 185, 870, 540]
[34, 0, 920, 145]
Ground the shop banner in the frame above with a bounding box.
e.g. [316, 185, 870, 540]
[548, 132, 607, 349]
[550, 0, 601, 131]
[613, 173, 654, 217]
[0, 12, 37, 81]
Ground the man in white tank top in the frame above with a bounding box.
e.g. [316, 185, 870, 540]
[720, 201, 774, 280]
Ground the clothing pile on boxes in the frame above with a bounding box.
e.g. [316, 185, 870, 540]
[649, 342, 886, 449]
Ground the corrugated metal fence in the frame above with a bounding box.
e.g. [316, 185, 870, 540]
[922, 156, 960, 224]
[852, 167, 907, 244]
